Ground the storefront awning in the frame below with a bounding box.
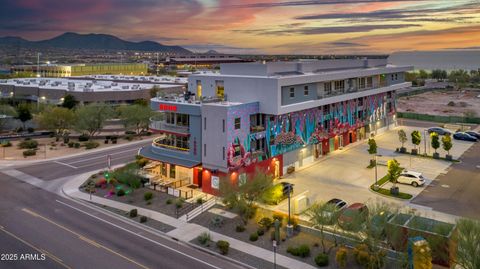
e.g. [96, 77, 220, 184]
[138, 145, 201, 168]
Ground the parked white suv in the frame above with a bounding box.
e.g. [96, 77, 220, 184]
[397, 171, 425, 187]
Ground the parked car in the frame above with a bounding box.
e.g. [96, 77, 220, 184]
[326, 198, 348, 210]
[397, 170, 425, 187]
[338, 203, 369, 231]
[453, 132, 478, 142]
[465, 131, 480, 139]
[427, 127, 452, 136]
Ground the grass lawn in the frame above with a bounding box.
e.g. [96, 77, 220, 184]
[370, 175, 413, 200]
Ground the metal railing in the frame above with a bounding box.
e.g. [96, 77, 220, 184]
[149, 118, 189, 134]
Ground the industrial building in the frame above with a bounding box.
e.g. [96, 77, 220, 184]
[139, 58, 412, 196]
[11, 63, 148, 77]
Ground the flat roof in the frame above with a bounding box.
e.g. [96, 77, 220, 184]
[74, 75, 188, 84]
[0, 77, 178, 92]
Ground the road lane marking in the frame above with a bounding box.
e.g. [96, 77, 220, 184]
[21, 208, 149, 269]
[55, 200, 225, 269]
[72, 155, 134, 169]
[53, 161, 78, 169]
[64, 148, 139, 165]
[0, 225, 71, 269]
[78, 236, 102, 248]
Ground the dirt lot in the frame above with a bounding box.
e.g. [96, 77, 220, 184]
[1, 135, 151, 160]
[397, 89, 480, 117]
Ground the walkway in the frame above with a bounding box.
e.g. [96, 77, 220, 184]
[63, 172, 317, 269]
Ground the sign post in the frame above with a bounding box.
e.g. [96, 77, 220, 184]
[107, 154, 111, 170]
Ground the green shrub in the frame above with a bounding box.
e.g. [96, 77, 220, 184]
[261, 183, 285, 205]
[287, 244, 310, 258]
[27, 127, 34, 133]
[249, 232, 258, 242]
[129, 209, 138, 218]
[235, 225, 245, 232]
[258, 217, 273, 230]
[272, 212, 284, 224]
[68, 141, 74, 148]
[78, 134, 90, 141]
[315, 253, 329, 267]
[18, 139, 38, 149]
[74, 143, 80, 148]
[1, 141, 12, 147]
[257, 227, 265, 236]
[116, 189, 125, 196]
[85, 141, 100, 149]
[140, 216, 147, 223]
[22, 149, 36, 157]
[125, 134, 134, 141]
[353, 244, 370, 267]
[136, 157, 148, 167]
[166, 199, 172, 205]
[144, 192, 153, 201]
[197, 232, 211, 245]
[175, 199, 184, 208]
[196, 197, 204, 204]
[216, 240, 230, 255]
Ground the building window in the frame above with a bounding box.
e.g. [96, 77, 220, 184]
[222, 147, 225, 160]
[169, 165, 176, 179]
[176, 114, 189, 126]
[215, 80, 224, 99]
[335, 80, 345, 91]
[289, 87, 295, 98]
[304, 85, 309, 96]
[234, 117, 241, 130]
[204, 144, 206, 156]
[367, 77, 373, 88]
[222, 119, 225, 133]
[324, 82, 332, 95]
[358, 77, 366, 89]
[358, 98, 364, 106]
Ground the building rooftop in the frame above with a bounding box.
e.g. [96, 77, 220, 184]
[74, 74, 188, 84]
[0, 77, 178, 92]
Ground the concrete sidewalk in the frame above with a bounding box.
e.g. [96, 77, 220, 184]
[63, 173, 317, 269]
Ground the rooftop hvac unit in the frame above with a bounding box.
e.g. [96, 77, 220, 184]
[122, 85, 129, 89]
[112, 82, 118, 86]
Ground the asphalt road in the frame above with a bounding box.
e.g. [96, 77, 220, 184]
[13, 141, 151, 181]
[412, 140, 480, 219]
[1, 142, 245, 269]
[0, 173, 243, 269]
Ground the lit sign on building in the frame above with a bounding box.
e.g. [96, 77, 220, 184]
[159, 104, 178, 112]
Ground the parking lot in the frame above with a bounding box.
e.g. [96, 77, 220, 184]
[275, 123, 477, 220]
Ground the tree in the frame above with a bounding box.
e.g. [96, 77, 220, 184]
[418, 69, 429, 79]
[430, 132, 440, 153]
[0, 105, 17, 132]
[398, 129, 407, 149]
[442, 134, 453, 155]
[62, 94, 78, 109]
[149, 86, 162, 98]
[448, 69, 470, 89]
[304, 202, 340, 254]
[133, 99, 148, 106]
[454, 218, 480, 269]
[36, 107, 75, 139]
[15, 103, 32, 130]
[367, 138, 377, 166]
[220, 169, 272, 224]
[74, 103, 114, 137]
[387, 159, 402, 189]
[411, 130, 421, 151]
[431, 69, 447, 81]
[118, 105, 153, 134]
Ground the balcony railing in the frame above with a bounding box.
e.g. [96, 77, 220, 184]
[149, 117, 189, 134]
[153, 137, 189, 152]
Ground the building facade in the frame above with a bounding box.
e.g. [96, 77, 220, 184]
[11, 63, 148, 77]
[139, 58, 412, 195]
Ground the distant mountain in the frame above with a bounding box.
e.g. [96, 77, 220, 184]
[389, 50, 480, 71]
[0, 32, 191, 54]
[204, 50, 220, 54]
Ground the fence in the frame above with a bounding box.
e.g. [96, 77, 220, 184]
[397, 112, 480, 124]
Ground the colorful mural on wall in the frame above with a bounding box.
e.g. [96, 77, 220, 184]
[226, 92, 392, 171]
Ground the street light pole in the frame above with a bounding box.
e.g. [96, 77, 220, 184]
[37, 52, 41, 77]
[375, 154, 378, 186]
[424, 129, 427, 156]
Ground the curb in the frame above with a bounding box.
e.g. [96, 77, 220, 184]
[61, 170, 256, 269]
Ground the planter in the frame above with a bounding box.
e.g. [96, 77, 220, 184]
[373, 184, 380, 191]
[433, 152, 440, 159]
[411, 149, 418, 155]
[400, 147, 407, 153]
[390, 186, 399, 195]
[445, 154, 453, 161]
[287, 166, 295, 174]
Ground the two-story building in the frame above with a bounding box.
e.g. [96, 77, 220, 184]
[139, 58, 412, 195]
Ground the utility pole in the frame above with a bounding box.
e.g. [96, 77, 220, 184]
[36, 52, 41, 77]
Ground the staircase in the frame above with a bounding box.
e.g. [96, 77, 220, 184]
[178, 196, 216, 222]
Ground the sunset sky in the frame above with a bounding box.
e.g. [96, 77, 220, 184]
[1, 0, 479, 54]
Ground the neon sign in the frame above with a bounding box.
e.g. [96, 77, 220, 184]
[159, 104, 177, 112]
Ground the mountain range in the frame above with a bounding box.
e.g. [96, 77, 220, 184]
[0, 32, 191, 54]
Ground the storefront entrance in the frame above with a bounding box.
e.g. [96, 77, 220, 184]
[314, 143, 322, 159]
